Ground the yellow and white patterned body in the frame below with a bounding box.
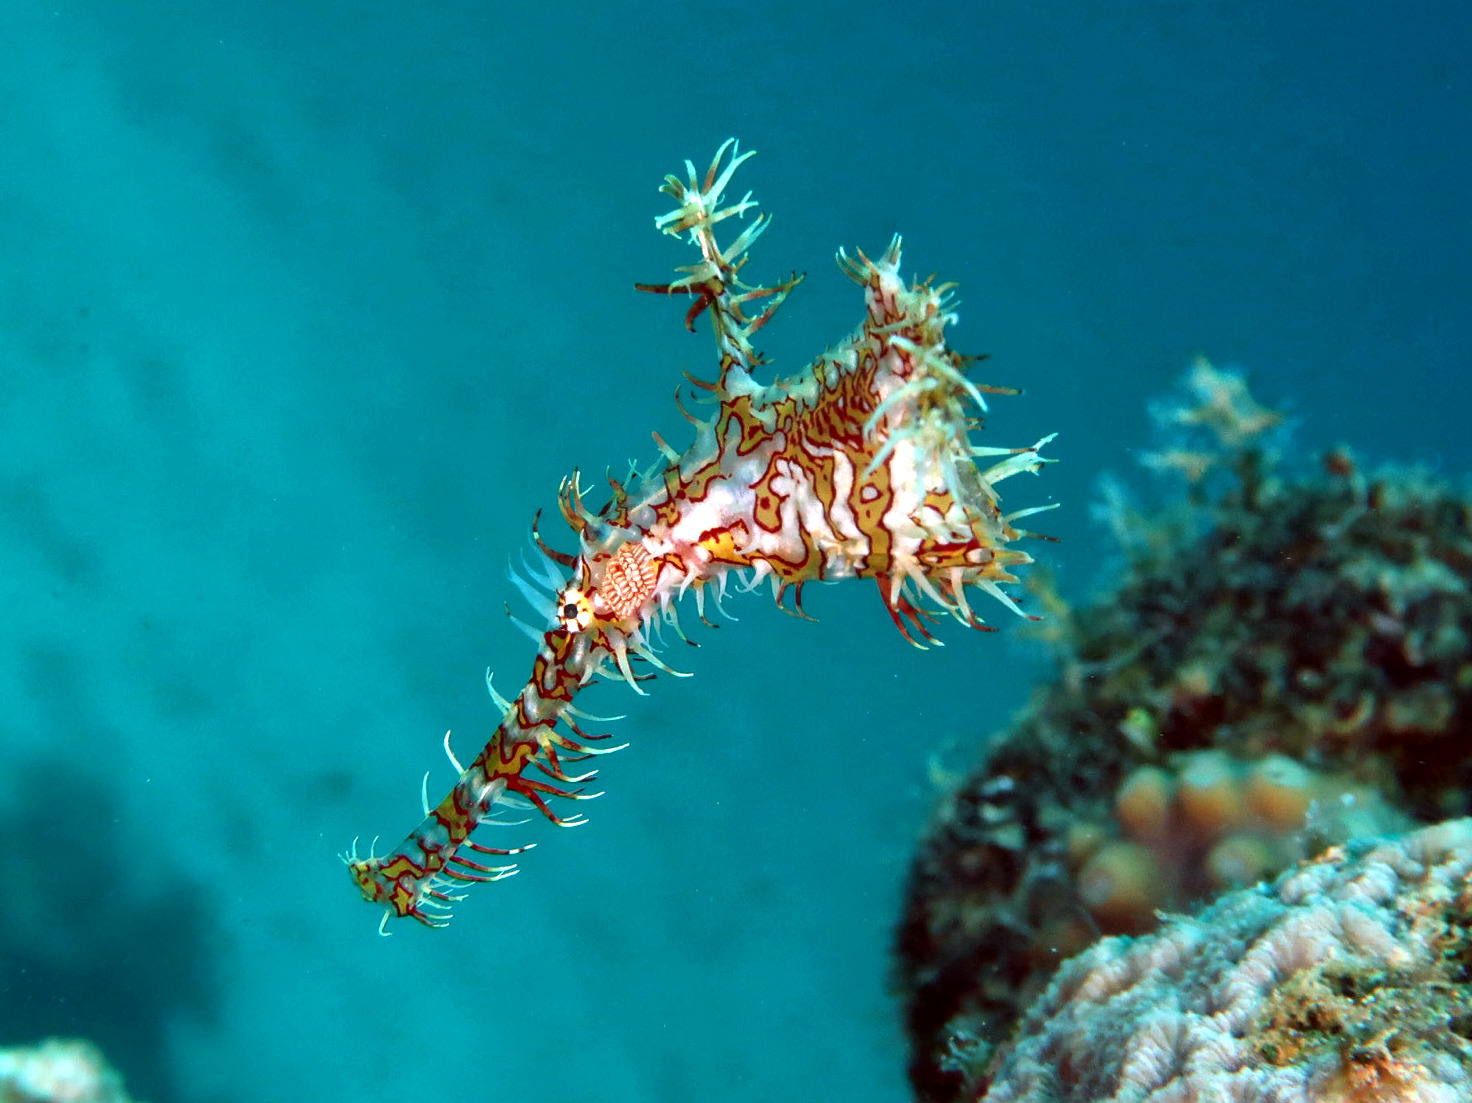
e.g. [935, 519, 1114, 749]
[345, 142, 1053, 930]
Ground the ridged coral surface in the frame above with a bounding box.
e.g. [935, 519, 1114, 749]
[982, 819, 1472, 1103]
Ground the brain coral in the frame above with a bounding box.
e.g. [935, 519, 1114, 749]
[895, 364, 1472, 1102]
[982, 818, 1472, 1103]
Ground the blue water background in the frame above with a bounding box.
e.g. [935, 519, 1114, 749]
[1, 3, 1468, 1101]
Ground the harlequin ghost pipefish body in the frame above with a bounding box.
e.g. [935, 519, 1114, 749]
[345, 141, 1056, 931]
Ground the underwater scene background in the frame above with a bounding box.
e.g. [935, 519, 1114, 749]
[1, 2, 1469, 1102]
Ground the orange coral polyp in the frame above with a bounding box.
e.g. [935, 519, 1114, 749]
[1204, 832, 1277, 889]
[1244, 753, 1316, 831]
[1175, 750, 1245, 837]
[1077, 840, 1167, 932]
[1114, 765, 1174, 839]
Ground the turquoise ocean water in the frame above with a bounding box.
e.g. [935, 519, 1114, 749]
[1, 4, 1468, 1101]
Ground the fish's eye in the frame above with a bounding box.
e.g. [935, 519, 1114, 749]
[556, 586, 593, 632]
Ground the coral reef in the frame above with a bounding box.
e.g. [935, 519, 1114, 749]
[982, 818, 1472, 1102]
[894, 362, 1472, 1102]
[0, 1038, 139, 1103]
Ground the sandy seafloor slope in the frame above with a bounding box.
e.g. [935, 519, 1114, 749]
[0, 4, 1468, 1102]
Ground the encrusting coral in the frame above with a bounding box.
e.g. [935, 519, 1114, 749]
[0, 1039, 139, 1103]
[894, 361, 1472, 1102]
[981, 818, 1472, 1102]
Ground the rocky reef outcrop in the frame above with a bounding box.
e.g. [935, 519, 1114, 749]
[896, 363, 1472, 1100]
